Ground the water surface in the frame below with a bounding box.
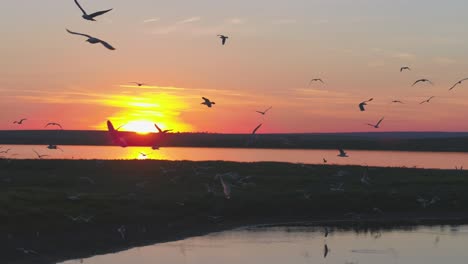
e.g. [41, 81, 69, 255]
[1, 145, 468, 169]
[60, 225, 468, 264]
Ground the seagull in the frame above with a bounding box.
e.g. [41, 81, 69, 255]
[154, 123, 173, 133]
[129, 82, 147, 87]
[359, 98, 373, 111]
[117, 225, 126, 239]
[323, 158, 327, 163]
[324, 244, 330, 258]
[448, 78, 468, 91]
[13, 118, 27, 124]
[32, 149, 49, 159]
[252, 124, 262, 135]
[217, 35, 229, 45]
[256, 106, 272, 115]
[337, 148, 348, 157]
[412, 79, 433, 86]
[400, 66, 411, 72]
[392, 100, 404, 104]
[47, 144, 64, 152]
[107, 120, 128, 148]
[367, 117, 384, 128]
[17, 248, 38, 255]
[66, 29, 116, 50]
[139, 152, 149, 157]
[219, 175, 231, 199]
[73, 0, 113, 21]
[309, 78, 324, 86]
[45, 122, 63, 129]
[420, 96, 435, 104]
[201, 97, 215, 108]
[0, 149, 11, 154]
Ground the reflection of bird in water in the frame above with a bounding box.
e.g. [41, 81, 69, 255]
[217, 35, 229, 45]
[47, 144, 64, 152]
[67, 29, 116, 50]
[324, 227, 329, 237]
[73, 0, 112, 21]
[337, 148, 348, 157]
[0, 149, 11, 154]
[324, 244, 330, 258]
[201, 97, 215, 108]
[32, 149, 49, 159]
[13, 118, 27, 124]
[359, 98, 373, 111]
[323, 158, 327, 163]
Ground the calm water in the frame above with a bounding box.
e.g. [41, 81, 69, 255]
[60, 225, 468, 264]
[1, 145, 468, 169]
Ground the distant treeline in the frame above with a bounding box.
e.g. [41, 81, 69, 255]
[1, 130, 468, 152]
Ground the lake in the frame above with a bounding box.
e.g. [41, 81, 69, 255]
[1, 145, 467, 169]
[60, 225, 468, 264]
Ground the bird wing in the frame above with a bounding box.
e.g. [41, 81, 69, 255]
[367, 98, 374, 102]
[252, 124, 262, 134]
[339, 148, 345, 155]
[222, 38, 226, 45]
[98, 40, 116, 50]
[57, 124, 63, 129]
[154, 123, 163, 133]
[449, 82, 459, 91]
[66, 29, 92, 38]
[419, 100, 426, 104]
[427, 80, 434, 85]
[376, 117, 384, 126]
[202, 97, 210, 103]
[74, 0, 87, 15]
[88, 9, 113, 19]
[264, 106, 272, 113]
[255, 111, 264, 115]
[32, 149, 40, 157]
[412, 80, 422, 86]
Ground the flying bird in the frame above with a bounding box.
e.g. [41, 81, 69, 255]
[73, 0, 113, 21]
[201, 97, 215, 108]
[13, 118, 27, 124]
[391, 100, 404, 104]
[309, 78, 324, 86]
[359, 98, 373, 111]
[324, 244, 330, 258]
[107, 120, 128, 147]
[367, 117, 384, 129]
[217, 35, 229, 45]
[33, 149, 48, 159]
[337, 148, 348, 157]
[420, 96, 435, 105]
[130, 82, 147, 87]
[252, 124, 262, 135]
[0, 149, 11, 154]
[448, 78, 468, 91]
[45, 122, 63, 129]
[323, 158, 327, 163]
[47, 144, 64, 152]
[66, 29, 116, 50]
[400, 66, 411, 72]
[154, 123, 173, 133]
[256, 106, 272, 115]
[412, 79, 433, 86]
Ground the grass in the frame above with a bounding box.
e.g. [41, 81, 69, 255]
[2, 159, 468, 263]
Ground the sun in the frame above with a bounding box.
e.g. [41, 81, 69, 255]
[121, 121, 157, 135]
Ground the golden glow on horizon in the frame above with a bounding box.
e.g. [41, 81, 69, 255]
[121, 121, 157, 134]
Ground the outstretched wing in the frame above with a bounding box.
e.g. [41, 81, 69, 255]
[98, 40, 116, 50]
[202, 97, 210, 103]
[154, 123, 163, 133]
[88, 9, 113, 19]
[376, 117, 384, 126]
[412, 80, 422, 86]
[449, 82, 459, 91]
[359, 103, 366, 111]
[74, 0, 87, 15]
[66, 29, 92, 38]
[222, 37, 226, 45]
[252, 124, 262, 134]
[264, 106, 273, 113]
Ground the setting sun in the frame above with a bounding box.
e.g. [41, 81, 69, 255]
[121, 121, 157, 134]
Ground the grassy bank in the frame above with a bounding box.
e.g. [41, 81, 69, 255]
[1, 159, 468, 263]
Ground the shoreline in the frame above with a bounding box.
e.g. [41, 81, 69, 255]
[2, 159, 468, 263]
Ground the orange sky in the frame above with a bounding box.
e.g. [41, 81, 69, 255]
[2, 1, 468, 133]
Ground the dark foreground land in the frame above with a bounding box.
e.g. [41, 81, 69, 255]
[2, 130, 468, 151]
[2, 159, 468, 263]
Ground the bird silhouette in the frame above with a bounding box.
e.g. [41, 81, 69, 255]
[391, 100, 404, 104]
[67, 29, 115, 50]
[400, 66, 411, 72]
[256, 106, 272, 115]
[130, 82, 147, 87]
[201, 97, 215, 108]
[217, 35, 229, 45]
[412, 79, 433, 86]
[73, 0, 113, 21]
[13, 118, 27, 124]
[308, 78, 324, 86]
[32, 149, 49, 159]
[45, 122, 63, 129]
[252, 123, 263, 135]
[337, 148, 348, 157]
[367, 117, 384, 128]
[420, 96, 435, 104]
[107, 120, 128, 147]
[448, 78, 468, 91]
[359, 98, 373, 111]
[154, 123, 173, 133]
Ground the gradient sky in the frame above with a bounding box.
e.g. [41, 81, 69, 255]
[2, 0, 468, 133]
